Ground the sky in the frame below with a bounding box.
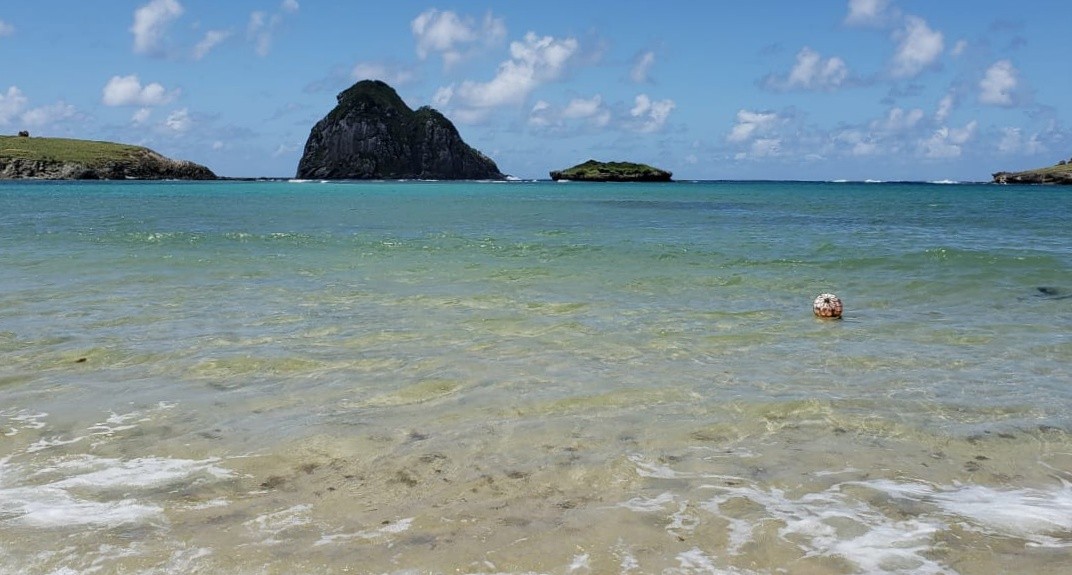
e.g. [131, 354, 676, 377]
[1, 1, 1069, 181]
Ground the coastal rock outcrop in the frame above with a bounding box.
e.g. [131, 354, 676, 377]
[550, 159, 672, 182]
[993, 157, 1072, 184]
[296, 80, 505, 180]
[0, 136, 216, 180]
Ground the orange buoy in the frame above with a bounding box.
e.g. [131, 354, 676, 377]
[813, 293, 843, 319]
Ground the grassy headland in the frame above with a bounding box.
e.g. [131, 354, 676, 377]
[993, 158, 1072, 184]
[0, 135, 216, 180]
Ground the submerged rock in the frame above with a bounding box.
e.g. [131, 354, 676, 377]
[296, 80, 506, 180]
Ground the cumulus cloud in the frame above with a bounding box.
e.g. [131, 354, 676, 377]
[0, 19, 14, 37]
[248, 0, 300, 57]
[0, 86, 79, 128]
[131, 0, 184, 55]
[979, 59, 1019, 106]
[997, 127, 1046, 155]
[0, 86, 28, 125]
[920, 120, 976, 158]
[727, 110, 782, 143]
[21, 102, 77, 127]
[630, 51, 656, 84]
[844, 0, 892, 26]
[447, 32, 579, 115]
[630, 94, 675, 133]
[102, 75, 174, 107]
[528, 95, 611, 131]
[935, 92, 955, 123]
[411, 9, 506, 68]
[873, 106, 924, 132]
[890, 16, 944, 78]
[194, 29, 231, 60]
[165, 108, 191, 132]
[764, 47, 849, 91]
[132, 108, 153, 124]
[564, 95, 611, 124]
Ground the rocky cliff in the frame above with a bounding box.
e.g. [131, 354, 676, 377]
[0, 136, 215, 180]
[296, 80, 505, 180]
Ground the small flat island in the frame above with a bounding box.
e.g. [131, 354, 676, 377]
[550, 159, 672, 182]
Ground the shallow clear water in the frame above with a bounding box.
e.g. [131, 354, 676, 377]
[1, 179, 1070, 574]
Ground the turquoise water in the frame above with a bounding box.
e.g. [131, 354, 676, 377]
[1, 180, 1070, 574]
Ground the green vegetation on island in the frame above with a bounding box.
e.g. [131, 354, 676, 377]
[993, 156, 1072, 185]
[0, 134, 216, 180]
[549, 159, 672, 182]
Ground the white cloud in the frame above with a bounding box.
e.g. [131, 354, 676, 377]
[979, 59, 1018, 107]
[450, 32, 579, 111]
[563, 95, 610, 124]
[935, 92, 955, 123]
[132, 108, 152, 124]
[873, 107, 923, 132]
[21, 102, 76, 127]
[727, 109, 781, 143]
[194, 29, 231, 60]
[890, 16, 944, 78]
[951, 39, 968, 57]
[165, 108, 191, 132]
[350, 62, 416, 86]
[527, 96, 611, 131]
[997, 127, 1046, 155]
[766, 47, 849, 91]
[0, 19, 14, 37]
[920, 120, 976, 158]
[102, 75, 174, 107]
[527, 100, 552, 127]
[248, 1, 299, 57]
[247, 12, 269, 55]
[630, 51, 656, 84]
[0, 86, 28, 125]
[432, 85, 454, 108]
[131, 0, 184, 55]
[411, 9, 506, 68]
[845, 0, 892, 26]
[1, 86, 79, 128]
[630, 94, 675, 133]
[749, 138, 782, 158]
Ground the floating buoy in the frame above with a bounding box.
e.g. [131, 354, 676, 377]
[813, 293, 843, 319]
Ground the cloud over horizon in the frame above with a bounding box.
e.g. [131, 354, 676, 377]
[131, 0, 184, 56]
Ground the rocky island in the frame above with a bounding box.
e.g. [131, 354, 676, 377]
[549, 160, 672, 182]
[0, 134, 216, 180]
[296, 80, 505, 180]
[993, 157, 1072, 185]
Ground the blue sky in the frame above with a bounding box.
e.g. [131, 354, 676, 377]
[1, 1, 1068, 181]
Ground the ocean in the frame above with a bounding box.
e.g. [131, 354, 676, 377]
[1, 179, 1070, 574]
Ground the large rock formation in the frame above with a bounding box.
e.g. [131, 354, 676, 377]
[296, 80, 505, 180]
[0, 136, 216, 180]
